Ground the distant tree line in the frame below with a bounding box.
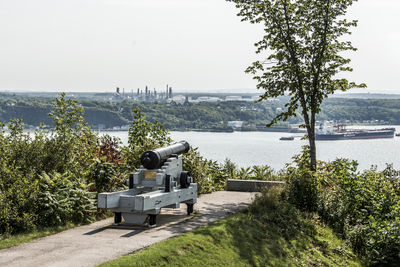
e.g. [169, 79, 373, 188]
[1, 97, 399, 130]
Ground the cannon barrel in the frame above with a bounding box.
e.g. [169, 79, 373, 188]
[140, 140, 190, 169]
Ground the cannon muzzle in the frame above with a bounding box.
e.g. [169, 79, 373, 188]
[140, 140, 190, 169]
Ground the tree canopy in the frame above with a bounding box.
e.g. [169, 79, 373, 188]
[231, 0, 365, 169]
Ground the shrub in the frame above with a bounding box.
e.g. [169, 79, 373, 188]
[36, 172, 94, 226]
[318, 161, 400, 265]
[0, 94, 99, 235]
[183, 147, 227, 194]
[89, 135, 125, 194]
[221, 158, 280, 181]
[123, 108, 171, 171]
[283, 146, 320, 212]
[286, 168, 320, 212]
[284, 146, 400, 265]
[0, 169, 38, 235]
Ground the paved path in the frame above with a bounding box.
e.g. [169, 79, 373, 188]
[0, 191, 256, 267]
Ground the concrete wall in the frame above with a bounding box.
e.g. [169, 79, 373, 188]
[226, 179, 285, 192]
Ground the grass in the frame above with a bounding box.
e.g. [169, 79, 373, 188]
[100, 189, 363, 267]
[0, 223, 78, 250]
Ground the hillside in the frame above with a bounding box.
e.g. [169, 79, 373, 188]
[2, 95, 400, 130]
[100, 189, 362, 267]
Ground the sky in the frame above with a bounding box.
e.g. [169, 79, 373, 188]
[0, 0, 399, 93]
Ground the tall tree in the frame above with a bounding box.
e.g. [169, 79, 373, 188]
[230, 0, 365, 170]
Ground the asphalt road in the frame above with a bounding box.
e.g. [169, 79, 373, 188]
[0, 191, 257, 267]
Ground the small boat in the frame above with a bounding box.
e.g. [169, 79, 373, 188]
[396, 133, 400, 137]
[279, 136, 294, 141]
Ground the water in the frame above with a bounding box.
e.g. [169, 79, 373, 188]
[102, 125, 400, 171]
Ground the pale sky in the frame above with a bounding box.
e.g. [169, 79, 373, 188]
[0, 0, 399, 93]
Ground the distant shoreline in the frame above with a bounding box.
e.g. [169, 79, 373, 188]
[94, 123, 394, 134]
[17, 123, 396, 134]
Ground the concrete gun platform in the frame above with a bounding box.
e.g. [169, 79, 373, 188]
[0, 191, 257, 267]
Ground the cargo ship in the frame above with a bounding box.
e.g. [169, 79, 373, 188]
[316, 124, 395, 140]
[279, 136, 294, 141]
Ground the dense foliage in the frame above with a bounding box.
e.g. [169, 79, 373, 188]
[0, 94, 109, 234]
[0, 94, 233, 235]
[283, 147, 400, 265]
[221, 159, 281, 181]
[0, 92, 290, 236]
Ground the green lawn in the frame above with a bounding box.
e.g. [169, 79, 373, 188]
[100, 190, 363, 267]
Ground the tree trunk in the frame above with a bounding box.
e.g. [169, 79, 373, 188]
[309, 112, 317, 171]
[305, 125, 317, 171]
[309, 132, 316, 171]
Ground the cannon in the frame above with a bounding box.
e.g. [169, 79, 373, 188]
[98, 141, 197, 227]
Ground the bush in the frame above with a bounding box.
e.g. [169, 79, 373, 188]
[0, 94, 99, 235]
[319, 162, 400, 265]
[0, 169, 38, 234]
[183, 147, 227, 194]
[283, 146, 400, 265]
[36, 172, 94, 226]
[286, 168, 320, 212]
[283, 146, 320, 212]
[221, 158, 280, 181]
[89, 135, 125, 194]
[123, 108, 171, 171]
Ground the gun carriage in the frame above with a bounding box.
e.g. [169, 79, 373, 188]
[98, 141, 197, 227]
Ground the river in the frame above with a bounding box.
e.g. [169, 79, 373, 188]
[101, 125, 400, 171]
